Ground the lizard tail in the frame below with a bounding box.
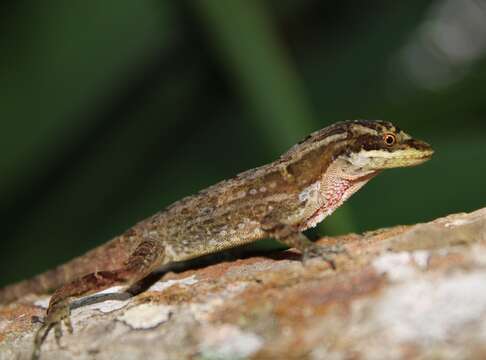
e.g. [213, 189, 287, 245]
[0, 235, 137, 304]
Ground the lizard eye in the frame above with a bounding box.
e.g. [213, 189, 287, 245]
[383, 133, 396, 146]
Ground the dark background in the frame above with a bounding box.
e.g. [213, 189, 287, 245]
[1, 0, 485, 287]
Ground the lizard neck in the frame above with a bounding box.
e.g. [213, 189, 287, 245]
[297, 159, 380, 230]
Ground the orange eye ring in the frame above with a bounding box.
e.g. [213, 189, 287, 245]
[383, 133, 396, 146]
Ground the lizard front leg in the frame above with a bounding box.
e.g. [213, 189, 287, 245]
[32, 235, 166, 360]
[262, 217, 345, 268]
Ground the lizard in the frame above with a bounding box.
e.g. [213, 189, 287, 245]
[0, 120, 433, 359]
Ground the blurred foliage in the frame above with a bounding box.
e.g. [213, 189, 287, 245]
[1, 0, 485, 286]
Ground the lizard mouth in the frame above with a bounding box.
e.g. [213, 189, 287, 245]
[367, 148, 434, 169]
[396, 149, 434, 165]
[346, 145, 434, 170]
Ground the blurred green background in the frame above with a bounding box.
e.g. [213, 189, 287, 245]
[1, 0, 485, 287]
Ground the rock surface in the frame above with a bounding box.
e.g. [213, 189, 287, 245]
[1, 208, 486, 360]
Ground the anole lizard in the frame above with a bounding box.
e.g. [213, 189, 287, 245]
[0, 120, 433, 359]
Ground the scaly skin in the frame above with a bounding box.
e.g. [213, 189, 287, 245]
[0, 120, 433, 359]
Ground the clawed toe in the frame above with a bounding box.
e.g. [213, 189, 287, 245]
[31, 316, 45, 325]
[54, 322, 64, 348]
[302, 243, 349, 269]
[64, 317, 73, 334]
[32, 301, 72, 360]
[328, 244, 352, 259]
[323, 244, 348, 255]
[302, 253, 336, 269]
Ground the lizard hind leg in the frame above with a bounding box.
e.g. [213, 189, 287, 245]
[32, 236, 166, 360]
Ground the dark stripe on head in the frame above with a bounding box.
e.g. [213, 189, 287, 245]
[404, 138, 432, 151]
[295, 119, 394, 149]
[297, 122, 348, 146]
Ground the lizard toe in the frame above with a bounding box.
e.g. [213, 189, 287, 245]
[32, 300, 72, 359]
[64, 316, 73, 334]
[31, 315, 45, 325]
[302, 244, 337, 269]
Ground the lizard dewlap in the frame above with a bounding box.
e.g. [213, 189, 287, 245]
[0, 120, 433, 360]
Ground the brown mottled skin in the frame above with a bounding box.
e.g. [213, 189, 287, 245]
[0, 120, 433, 359]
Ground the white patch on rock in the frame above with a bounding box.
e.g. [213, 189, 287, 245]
[443, 218, 472, 227]
[82, 299, 130, 314]
[76, 285, 130, 314]
[199, 324, 263, 359]
[373, 270, 486, 343]
[411, 250, 430, 269]
[34, 297, 51, 309]
[95, 285, 125, 295]
[0, 319, 8, 332]
[372, 251, 430, 281]
[299, 181, 320, 203]
[149, 275, 198, 292]
[480, 314, 486, 340]
[117, 303, 172, 329]
[471, 244, 486, 266]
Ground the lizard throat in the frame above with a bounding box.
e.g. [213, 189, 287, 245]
[299, 170, 379, 230]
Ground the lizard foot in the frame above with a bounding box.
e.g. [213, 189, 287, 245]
[32, 299, 72, 360]
[302, 243, 348, 269]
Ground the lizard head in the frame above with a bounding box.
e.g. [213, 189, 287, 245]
[341, 120, 434, 171]
[268, 120, 433, 230]
[281, 120, 433, 230]
[281, 119, 433, 182]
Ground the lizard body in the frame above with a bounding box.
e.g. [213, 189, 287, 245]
[0, 120, 433, 359]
